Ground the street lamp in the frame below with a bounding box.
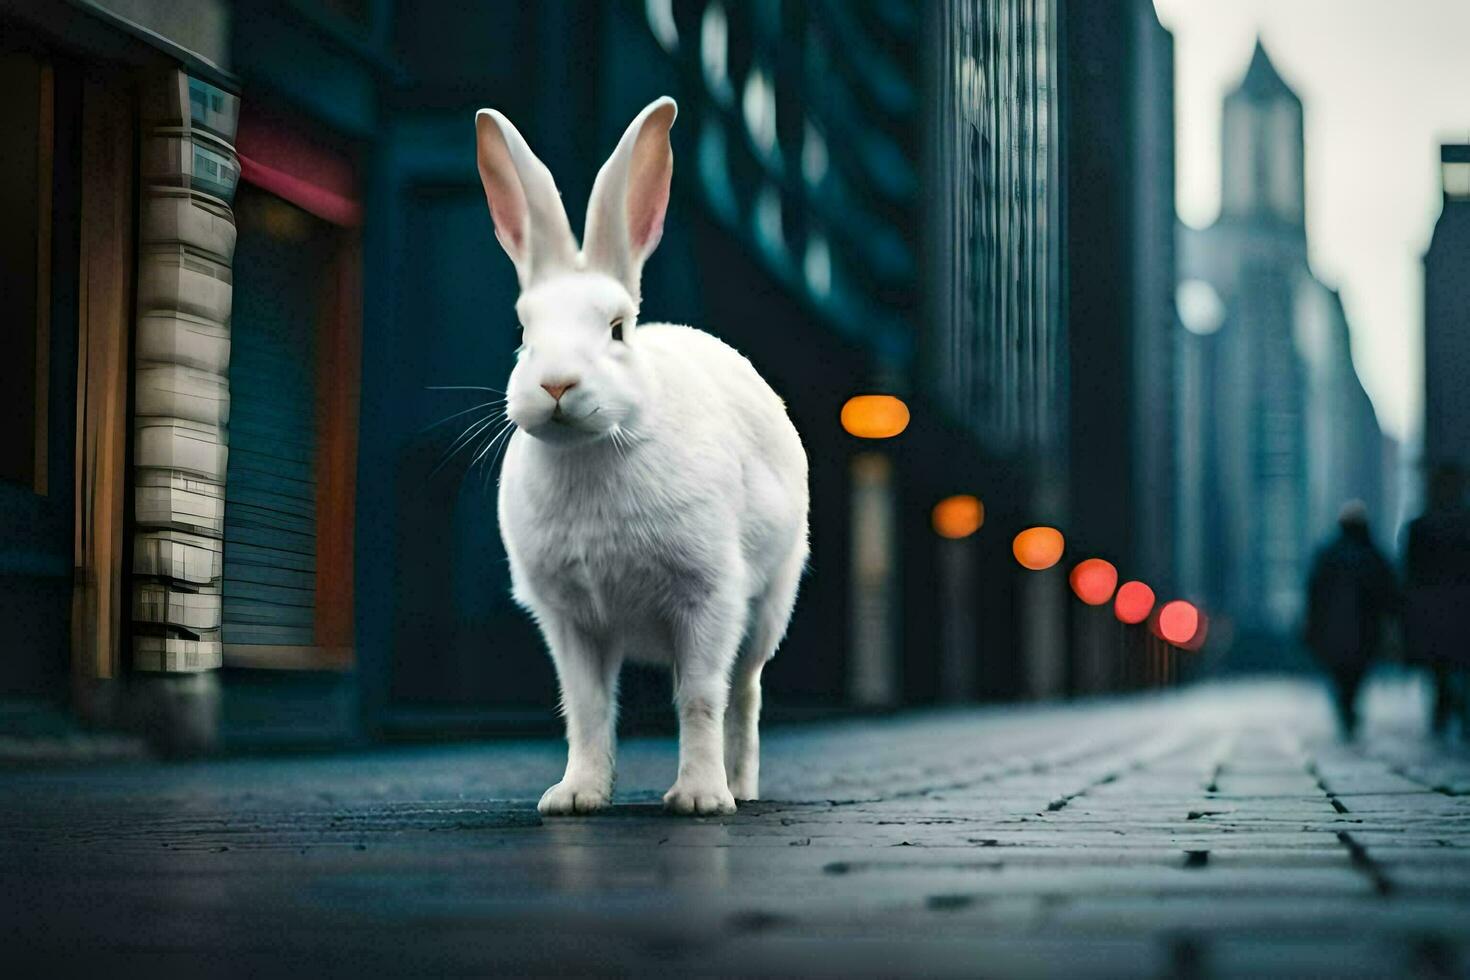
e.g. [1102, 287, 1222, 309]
[1069, 558, 1118, 605]
[840, 395, 910, 439]
[1157, 600, 1200, 646]
[1113, 581, 1155, 624]
[932, 495, 982, 702]
[842, 393, 909, 707]
[1012, 526, 1064, 570]
[931, 494, 984, 539]
[1013, 525, 1066, 698]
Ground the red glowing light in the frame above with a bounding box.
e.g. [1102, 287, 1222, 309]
[1114, 581, 1155, 624]
[1158, 600, 1200, 646]
[1069, 558, 1118, 606]
[1183, 611, 1209, 651]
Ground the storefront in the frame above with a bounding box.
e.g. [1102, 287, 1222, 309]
[0, 1, 364, 748]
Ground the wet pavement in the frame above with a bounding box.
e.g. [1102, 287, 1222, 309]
[2, 677, 1468, 977]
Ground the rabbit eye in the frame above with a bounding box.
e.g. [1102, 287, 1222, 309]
[610, 317, 625, 342]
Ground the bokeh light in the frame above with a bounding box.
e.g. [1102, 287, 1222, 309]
[1177, 278, 1226, 336]
[840, 395, 910, 439]
[1183, 611, 1210, 651]
[1114, 581, 1156, 624]
[1158, 600, 1200, 646]
[1013, 526, 1064, 570]
[932, 495, 984, 539]
[1069, 558, 1118, 605]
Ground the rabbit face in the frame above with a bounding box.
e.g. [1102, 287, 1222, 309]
[505, 271, 644, 445]
[475, 98, 677, 443]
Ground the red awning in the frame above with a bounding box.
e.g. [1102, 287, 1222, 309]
[235, 111, 361, 227]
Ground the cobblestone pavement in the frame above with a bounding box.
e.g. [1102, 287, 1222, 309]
[2, 678, 1468, 977]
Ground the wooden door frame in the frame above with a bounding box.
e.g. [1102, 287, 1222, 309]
[222, 115, 362, 673]
[71, 73, 134, 693]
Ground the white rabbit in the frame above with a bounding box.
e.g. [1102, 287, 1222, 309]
[474, 97, 809, 816]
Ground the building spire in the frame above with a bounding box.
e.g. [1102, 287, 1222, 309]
[1235, 37, 1296, 101]
[1219, 36, 1305, 224]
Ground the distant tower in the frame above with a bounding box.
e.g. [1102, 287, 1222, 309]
[1221, 41, 1305, 227]
[1424, 144, 1470, 474]
[1176, 39, 1385, 657]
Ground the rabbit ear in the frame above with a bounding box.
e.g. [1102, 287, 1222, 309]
[475, 108, 579, 287]
[583, 97, 677, 299]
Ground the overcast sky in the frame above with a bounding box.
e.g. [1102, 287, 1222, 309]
[1151, 0, 1470, 445]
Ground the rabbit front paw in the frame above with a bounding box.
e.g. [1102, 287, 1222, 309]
[538, 779, 611, 816]
[727, 771, 758, 802]
[663, 778, 736, 816]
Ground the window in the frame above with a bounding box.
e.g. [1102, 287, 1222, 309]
[646, 0, 918, 368]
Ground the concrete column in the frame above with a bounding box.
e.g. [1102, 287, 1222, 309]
[849, 451, 898, 707]
[128, 70, 239, 749]
[937, 537, 977, 702]
[1021, 567, 1067, 699]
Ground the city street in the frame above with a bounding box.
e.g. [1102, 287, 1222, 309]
[3, 677, 1468, 977]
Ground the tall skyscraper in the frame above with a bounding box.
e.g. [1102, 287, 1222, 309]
[1424, 144, 1470, 474]
[926, 0, 1066, 699]
[1061, 0, 1178, 593]
[927, 0, 1064, 459]
[1177, 41, 1385, 652]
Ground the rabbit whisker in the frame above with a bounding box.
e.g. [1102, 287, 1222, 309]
[476, 421, 519, 493]
[609, 424, 632, 462]
[447, 410, 505, 455]
[426, 384, 507, 394]
[468, 427, 507, 494]
[418, 400, 505, 434]
[469, 418, 516, 471]
[486, 431, 518, 490]
[433, 411, 505, 476]
[615, 419, 642, 445]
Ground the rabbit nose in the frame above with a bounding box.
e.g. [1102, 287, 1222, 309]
[541, 380, 577, 403]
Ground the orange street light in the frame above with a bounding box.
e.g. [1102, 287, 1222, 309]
[1069, 558, 1118, 605]
[1012, 526, 1064, 570]
[1114, 580, 1155, 624]
[841, 395, 910, 439]
[932, 495, 984, 539]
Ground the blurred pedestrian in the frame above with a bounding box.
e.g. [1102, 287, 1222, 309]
[1305, 501, 1399, 737]
[1404, 465, 1470, 738]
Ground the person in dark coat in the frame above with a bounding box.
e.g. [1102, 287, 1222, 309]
[1305, 501, 1399, 737]
[1404, 465, 1470, 737]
